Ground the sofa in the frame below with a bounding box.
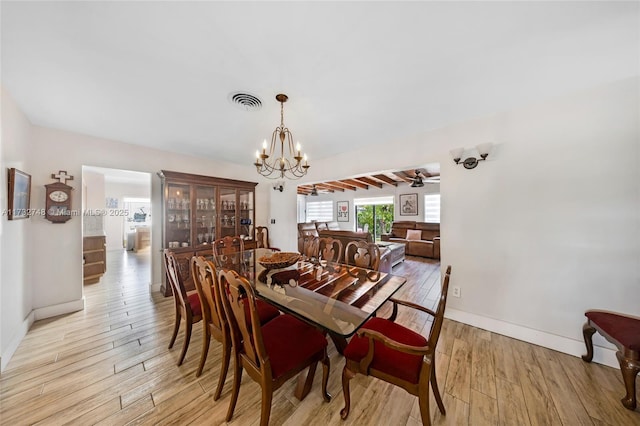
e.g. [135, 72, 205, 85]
[381, 221, 440, 259]
[297, 221, 372, 254]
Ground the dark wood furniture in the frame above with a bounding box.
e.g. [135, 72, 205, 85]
[164, 250, 202, 366]
[254, 226, 278, 250]
[190, 256, 231, 389]
[345, 240, 381, 271]
[340, 265, 452, 425]
[582, 310, 640, 410]
[158, 170, 257, 296]
[218, 269, 331, 426]
[302, 235, 319, 260]
[212, 248, 407, 354]
[297, 221, 371, 254]
[83, 235, 106, 284]
[319, 237, 343, 264]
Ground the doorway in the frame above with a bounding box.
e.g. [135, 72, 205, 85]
[82, 166, 152, 288]
[354, 196, 394, 241]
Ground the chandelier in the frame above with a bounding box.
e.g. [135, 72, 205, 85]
[254, 94, 310, 179]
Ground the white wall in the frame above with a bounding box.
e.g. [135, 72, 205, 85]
[0, 87, 34, 370]
[271, 77, 640, 366]
[0, 89, 271, 369]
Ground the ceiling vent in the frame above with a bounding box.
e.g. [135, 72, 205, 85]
[228, 92, 262, 111]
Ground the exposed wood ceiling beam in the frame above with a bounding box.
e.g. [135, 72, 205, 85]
[372, 174, 399, 186]
[318, 182, 344, 192]
[327, 181, 357, 191]
[342, 179, 369, 190]
[354, 176, 383, 188]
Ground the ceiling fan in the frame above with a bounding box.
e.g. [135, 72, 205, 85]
[408, 169, 439, 187]
[410, 170, 425, 187]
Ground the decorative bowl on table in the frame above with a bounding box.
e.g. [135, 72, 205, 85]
[258, 252, 301, 270]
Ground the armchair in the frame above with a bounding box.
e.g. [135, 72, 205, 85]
[340, 265, 452, 425]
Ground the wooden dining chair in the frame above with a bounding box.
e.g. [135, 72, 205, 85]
[213, 236, 245, 270]
[164, 249, 202, 366]
[190, 256, 231, 398]
[302, 235, 319, 260]
[255, 226, 280, 250]
[344, 240, 381, 281]
[319, 237, 343, 264]
[218, 269, 331, 426]
[340, 265, 452, 426]
[191, 256, 281, 384]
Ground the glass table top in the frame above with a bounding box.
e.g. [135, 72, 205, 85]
[213, 248, 407, 337]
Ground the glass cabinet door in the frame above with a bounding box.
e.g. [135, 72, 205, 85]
[239, 189, 254, 240]
[195, 185, 216, 246]
[165, 182, 191, 248]
[219, 188, 237, 238]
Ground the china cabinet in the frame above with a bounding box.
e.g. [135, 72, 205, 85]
[158, 170, 257, 296]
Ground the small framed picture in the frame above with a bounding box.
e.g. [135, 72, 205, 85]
[337, 201, 349, 222]
[399, 193, 418, 216]
[7, 168, 32, 220]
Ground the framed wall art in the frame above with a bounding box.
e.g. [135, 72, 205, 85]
[399, 193, 418, 216]
[7, 168, 32, 220]
[337, 201, 349, 222]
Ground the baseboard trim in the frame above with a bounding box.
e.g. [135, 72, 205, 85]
[1, 310, 35, 372]
[445, 308, 619, 369]
[151, 282, 162, 293]
[34, 297, 85, 321]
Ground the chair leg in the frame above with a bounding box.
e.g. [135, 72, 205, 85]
[418, 386, 432, 426]
[321, 351, 331, 402]
[226, 356, 243, 422]
[260, 384, 273, 426]
[195, 328, 210, 377]
[214, 336, 232, 401]
[581, 321, 596, 362]
[168, 309, 181, 349]
[430, 356, 446, 415]
[617, 351, 639, 410]
[177, 319, 193, 366]
[340, 366, 356, 420]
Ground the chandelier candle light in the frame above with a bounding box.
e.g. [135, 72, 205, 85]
[254, 94, 310, 179]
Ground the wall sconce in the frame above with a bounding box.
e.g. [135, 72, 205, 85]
[450, 143, 493, 169]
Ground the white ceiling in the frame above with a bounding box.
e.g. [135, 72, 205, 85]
[2, 2, 638, 166]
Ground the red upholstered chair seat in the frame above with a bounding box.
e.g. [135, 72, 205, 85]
[585, 311, 640, 351]
[187, 292, 202, 317]
[261, 315, 328, 379]
[343, 317, 428, 384]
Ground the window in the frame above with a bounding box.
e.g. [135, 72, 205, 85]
[306, 200, 333, 222]
[354, 196, 394, 240]
[424, 194, 440, 223]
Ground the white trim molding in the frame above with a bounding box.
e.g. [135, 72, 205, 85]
[33, 297, 85, 321]
[1, 310, 35, 372]
[445, 308, 619, 369]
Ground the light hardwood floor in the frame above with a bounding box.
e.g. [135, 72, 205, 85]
[1, 250, 638, 425]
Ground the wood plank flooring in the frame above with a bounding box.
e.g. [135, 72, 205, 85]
[1, 249, 638, 425]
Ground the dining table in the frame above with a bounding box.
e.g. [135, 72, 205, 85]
[212, 248, 407, 354]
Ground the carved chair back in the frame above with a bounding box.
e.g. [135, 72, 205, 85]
[318, 237, 343, 264]
[302, 235, 320, 260]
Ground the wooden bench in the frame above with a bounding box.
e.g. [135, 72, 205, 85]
[582, 310, 640, 410]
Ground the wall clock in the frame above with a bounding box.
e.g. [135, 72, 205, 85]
[45, 171, 74, 223]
